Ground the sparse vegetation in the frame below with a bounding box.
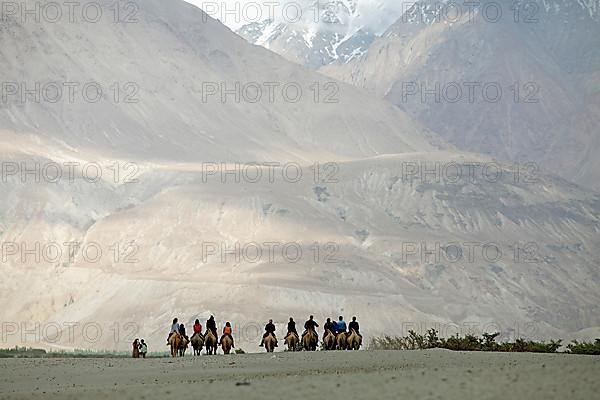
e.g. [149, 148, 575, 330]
[0, 347, 47, 358]
[4, 336, 598, 358]
[368, 329, 566, 354]
[0, 346, 170, 358]
[566, 339, 600, 355]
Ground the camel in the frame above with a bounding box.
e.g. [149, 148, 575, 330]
[284, 332, 299, 351]
[336, 332, 347, 350]
[263, 332, 277, 353]
[302, 329, 318, 351]
[191, 332, 204, 356]
[168, 333, 182, 357]
[221, 334, 233, 354]
[178, 335, 189, 357]
[346, 329, 362, 350]
[204, 330, 218, 355]
[322, 329, 335, 350]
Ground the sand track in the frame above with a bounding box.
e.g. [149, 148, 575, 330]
[1, 350, 598, 399]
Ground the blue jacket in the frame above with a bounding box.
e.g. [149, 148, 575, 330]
[336, 320, 347, 333]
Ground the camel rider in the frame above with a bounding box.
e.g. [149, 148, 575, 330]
[192, 319, 203, 339]
[324, 317, 336, 334]
[348, 316, 361, 337]
[179, 323, 189, 341]
[167, 318, 179, 343]
[220, 322, 234, 348]
[260, 319, 277, 347]
[302, 315, 319, 338]
[206, 315, 218, 338]
[323, 317, 336, 340]
[336, 316, 347, 336]
[287, 317, 298, 336]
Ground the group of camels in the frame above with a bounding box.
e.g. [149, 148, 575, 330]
[168, 329, 228, 357]
[168, 328, 362, 357]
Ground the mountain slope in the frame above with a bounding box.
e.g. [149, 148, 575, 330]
[0, 0, 438, 163]
[2, 143, 599, 351]
[1, 0, 599, 352]
[322, 0, 600, 190]
[234, 0, 404, 69]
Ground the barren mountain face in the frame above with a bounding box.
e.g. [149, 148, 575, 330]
[0, 0, 437, 163]
[1, 0, 599, 353]
[322, 0, 600, 191]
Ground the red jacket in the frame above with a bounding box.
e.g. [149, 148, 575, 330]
[193, 323, 202, 334]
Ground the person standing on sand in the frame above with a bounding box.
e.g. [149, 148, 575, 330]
[132, 339, 140, 358]
[139, 339, 148, 358]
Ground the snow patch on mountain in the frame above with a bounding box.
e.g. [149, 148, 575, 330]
[218, 0, 405, 68]
[197, 0, 600, 68]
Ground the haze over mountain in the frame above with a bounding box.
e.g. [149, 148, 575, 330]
[234, 0, 383, 69]
[1, 0, 440, 163]
[1, 0, 599, 352]
[185, 0, 407, 69]
[322, 0, 600, 191]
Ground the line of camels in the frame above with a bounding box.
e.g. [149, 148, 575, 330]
[167, 328, 362, 357]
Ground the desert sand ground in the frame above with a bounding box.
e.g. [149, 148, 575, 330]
[0, 350, 598, 399]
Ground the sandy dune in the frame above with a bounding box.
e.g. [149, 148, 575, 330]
[1, 350, 598, 399]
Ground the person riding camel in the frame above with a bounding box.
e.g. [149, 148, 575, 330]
[348, 316, 362, 338]
[302, 315, 319, 338]
[260, 319, 277, 347]
[167, 318, 179, 344]
[192, 319, 202, 339]
[206, 315, 218, 338]
[323, 317, 336, 340]
[287, 317, 298, 336]
[179, 323, 189, 341]
[220, 321, 234, 348]
[336, 316, 347, 336]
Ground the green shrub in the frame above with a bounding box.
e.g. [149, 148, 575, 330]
[368, 330, 563, 354]
[566, 339, 600, 355]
